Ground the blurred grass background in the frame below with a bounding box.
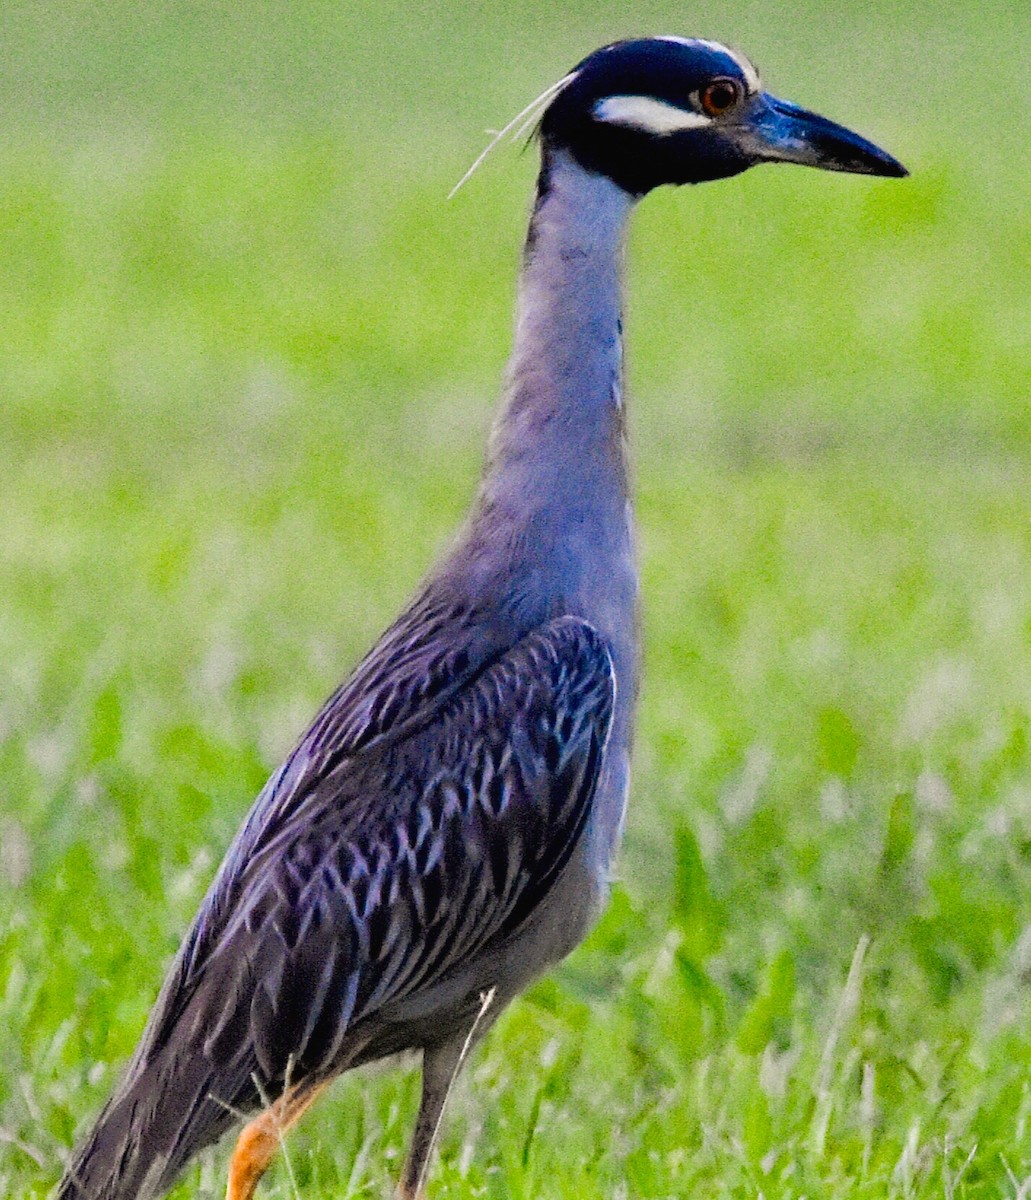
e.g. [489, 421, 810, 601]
[1, 1, 1029, 1196]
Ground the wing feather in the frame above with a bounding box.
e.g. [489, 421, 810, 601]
[110, 614, 613, 1166]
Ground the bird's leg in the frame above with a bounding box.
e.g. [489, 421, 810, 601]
[394, 1040, 468, 1200]
[225, 1079, 328, 1200]
[395, 989, 497, 1200]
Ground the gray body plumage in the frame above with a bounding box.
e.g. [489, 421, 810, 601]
[59, 33, 905, 1198]
[59, 147, 638, 1200]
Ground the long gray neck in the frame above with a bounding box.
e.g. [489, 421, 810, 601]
[470, 148, 640, 881]
[441, 147, 641, 881]
[475, 147, 636, 539]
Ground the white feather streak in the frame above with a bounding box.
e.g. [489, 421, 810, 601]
[448, 71, 580, 199]
[593, 95, 712, 136]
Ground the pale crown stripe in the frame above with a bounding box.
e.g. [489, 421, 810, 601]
[655, 36, 762, 94]
[724, 47, 762, 94]
[593, 95, 712, 136]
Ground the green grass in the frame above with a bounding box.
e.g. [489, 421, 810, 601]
[1, 2, 1029, 1196]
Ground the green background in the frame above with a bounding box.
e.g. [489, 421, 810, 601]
[1, 2, 1028, 1196]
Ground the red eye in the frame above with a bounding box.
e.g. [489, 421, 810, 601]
[700, 78, 741, 116]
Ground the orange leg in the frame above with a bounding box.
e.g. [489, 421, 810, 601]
[225, 1080, 328, 1200]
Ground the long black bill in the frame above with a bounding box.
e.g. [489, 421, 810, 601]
[744, 94, 908, 178]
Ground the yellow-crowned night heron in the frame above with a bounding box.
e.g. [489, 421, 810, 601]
[59, 36, 905, 1200]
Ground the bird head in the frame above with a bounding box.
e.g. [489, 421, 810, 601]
[538, 37, 907, 194]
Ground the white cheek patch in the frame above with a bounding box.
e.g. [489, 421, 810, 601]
[593, 95, 712, 136]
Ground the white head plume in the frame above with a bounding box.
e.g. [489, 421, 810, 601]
[448, 71, 581, 199]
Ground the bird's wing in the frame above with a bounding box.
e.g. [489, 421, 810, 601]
[126, 594, 506, 1056]
[127, 615, 613, 1096]
[215, 592, 514, 875]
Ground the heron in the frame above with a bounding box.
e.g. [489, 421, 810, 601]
[58, 35, 905, 1200]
